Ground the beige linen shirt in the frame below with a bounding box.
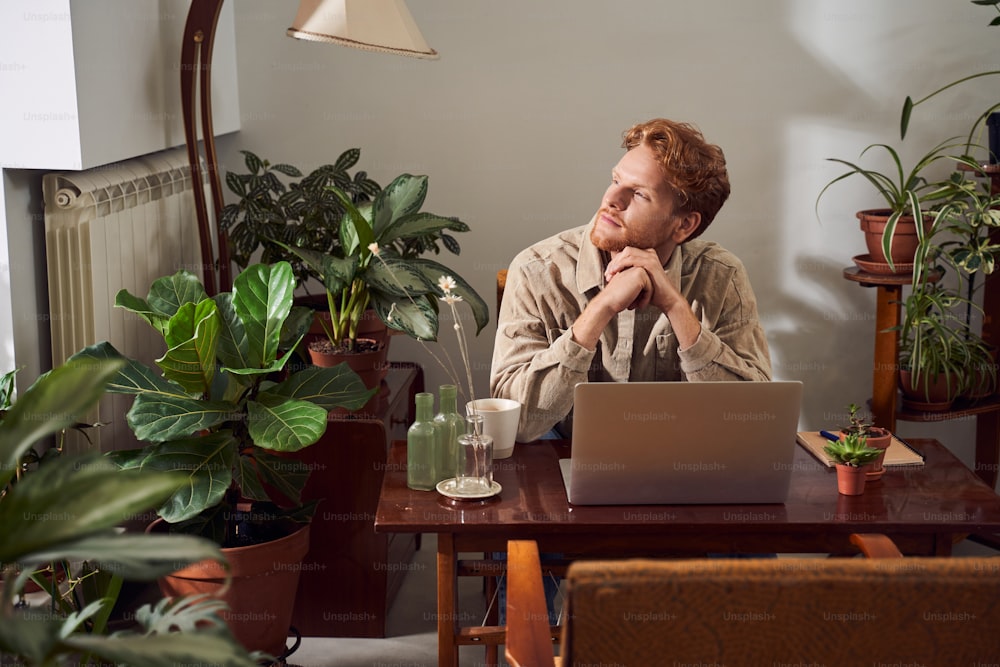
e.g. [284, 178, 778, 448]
[491, 221, 772, 442]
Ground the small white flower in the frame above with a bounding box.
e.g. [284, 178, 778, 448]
[438, 275, 458, 294]
[440, 293, 463, 305]
[367, 242, 380, 255]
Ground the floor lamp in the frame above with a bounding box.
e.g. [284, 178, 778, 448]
[180, 0, 438, 295]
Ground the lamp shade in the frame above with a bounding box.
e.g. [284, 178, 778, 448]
[288, 0, 438, 59]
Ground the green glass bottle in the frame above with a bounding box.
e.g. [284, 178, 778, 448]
[433, 384, 464, 482]
[407, 392, 437, 490]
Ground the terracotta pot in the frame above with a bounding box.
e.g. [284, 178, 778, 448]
[857, 209, 928, 273]
[307, 337, 389, 391]
[863, 427, 892, 480]
[899, 368, 960, 412]
[150, 520, 310, 657]
[295, 295, 390, 349]
[835, 463, 868, 496]
[841, 427, 892, 481]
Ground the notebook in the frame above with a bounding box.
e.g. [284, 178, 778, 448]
[561, 381, 804, 505]
[795, 431, 925, 467]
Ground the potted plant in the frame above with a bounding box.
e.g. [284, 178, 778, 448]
[0, 356, 258, 666]
[929, 172, 1000, 399]
[823, 432, 883, 495]
[280, 172, 489, 383]
[67, 261, 376, 656]
[896, 283, 986, 411]
[839, 402, 892, 480]
[220, 148, 382, 289]
[816, 139, 979, 273]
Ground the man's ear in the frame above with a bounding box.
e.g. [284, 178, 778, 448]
[671, 211, 702, 244]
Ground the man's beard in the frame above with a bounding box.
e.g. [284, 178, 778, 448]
[590, 209, 661, 253]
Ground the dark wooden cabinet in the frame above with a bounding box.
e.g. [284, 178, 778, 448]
[290, 362, 423, 638]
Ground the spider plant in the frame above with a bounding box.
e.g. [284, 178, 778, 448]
[816, 138, 981, 272]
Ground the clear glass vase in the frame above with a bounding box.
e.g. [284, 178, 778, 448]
[454, 413, 493, 495]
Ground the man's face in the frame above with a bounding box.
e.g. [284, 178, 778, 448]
[590, 143, 694, 261]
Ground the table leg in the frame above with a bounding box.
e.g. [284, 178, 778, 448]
[437, 533, 458, 667]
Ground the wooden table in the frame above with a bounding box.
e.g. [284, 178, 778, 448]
[375, 437, 1000, 667]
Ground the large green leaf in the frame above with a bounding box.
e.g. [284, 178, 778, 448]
[411, 258, 491, 334]
[369, 291, 439, 341]
[234, 451, 268, 502]
[0, 356, 124, 489]
[379, 212, 464, 246]
[265, 364, 376, 411]
[246, 393, 328, 452]
[146, 269, 209, 318]
[366, 256, 436, 298]
[321, 254, 357, 295]
[213, 292, 251, 371]
[126, 393, 236, 443]
[114, 289, 169, 335]
[332, 189, 375, 257]
[70, 342, 184, 397]
[158, 299, 221, 394]
[21, 532, 225, 581]
[0, 454, 183, 562]
[372, 173, 427, 237]
[249, 447, 312, 505]
[281, 305, 314, 350]
[112, 433, 236, 523]
[233, 262, 294, 368]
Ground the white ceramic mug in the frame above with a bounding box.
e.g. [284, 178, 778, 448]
[466, 398, 521, 459]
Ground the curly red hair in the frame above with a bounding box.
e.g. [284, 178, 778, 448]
[622, 119, 730, 239]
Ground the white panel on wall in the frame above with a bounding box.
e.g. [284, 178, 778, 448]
[0, 0, 81, 169]
[0, 0, 240, 170]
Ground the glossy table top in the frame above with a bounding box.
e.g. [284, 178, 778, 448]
[376, 438, 1000, 542]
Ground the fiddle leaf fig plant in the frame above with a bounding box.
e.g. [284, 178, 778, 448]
[69, 261, 376, 545]
[0, 356, 257, 667]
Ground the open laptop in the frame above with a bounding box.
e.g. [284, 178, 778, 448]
[560, 381, 803, 505]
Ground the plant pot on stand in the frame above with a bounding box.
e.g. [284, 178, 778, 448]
[856, 209, 928, 274]
[899, 368, 961, 412]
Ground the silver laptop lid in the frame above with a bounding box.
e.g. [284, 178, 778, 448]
[565, 381, 803, 505]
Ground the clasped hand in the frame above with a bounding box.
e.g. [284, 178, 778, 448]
[602, 247, 680, 315]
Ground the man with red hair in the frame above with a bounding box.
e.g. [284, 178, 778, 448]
[492, 118, 771, 441]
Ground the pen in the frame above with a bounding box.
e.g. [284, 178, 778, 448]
[819, 430, 841, 442]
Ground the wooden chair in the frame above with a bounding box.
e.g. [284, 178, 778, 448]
[497, 269, 507, 315]
[505, 537, 1000, 667]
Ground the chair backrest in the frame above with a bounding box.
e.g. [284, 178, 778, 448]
[496, 269, 507, 316]
[563, 557, 1000, 665]
[505, 539, 1000, 666]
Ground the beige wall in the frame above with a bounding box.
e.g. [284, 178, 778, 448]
[215, 0, 994, 467]
[4, 1, 995, 473]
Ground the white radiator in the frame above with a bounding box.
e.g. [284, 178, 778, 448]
[42, 146, 206, 452]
